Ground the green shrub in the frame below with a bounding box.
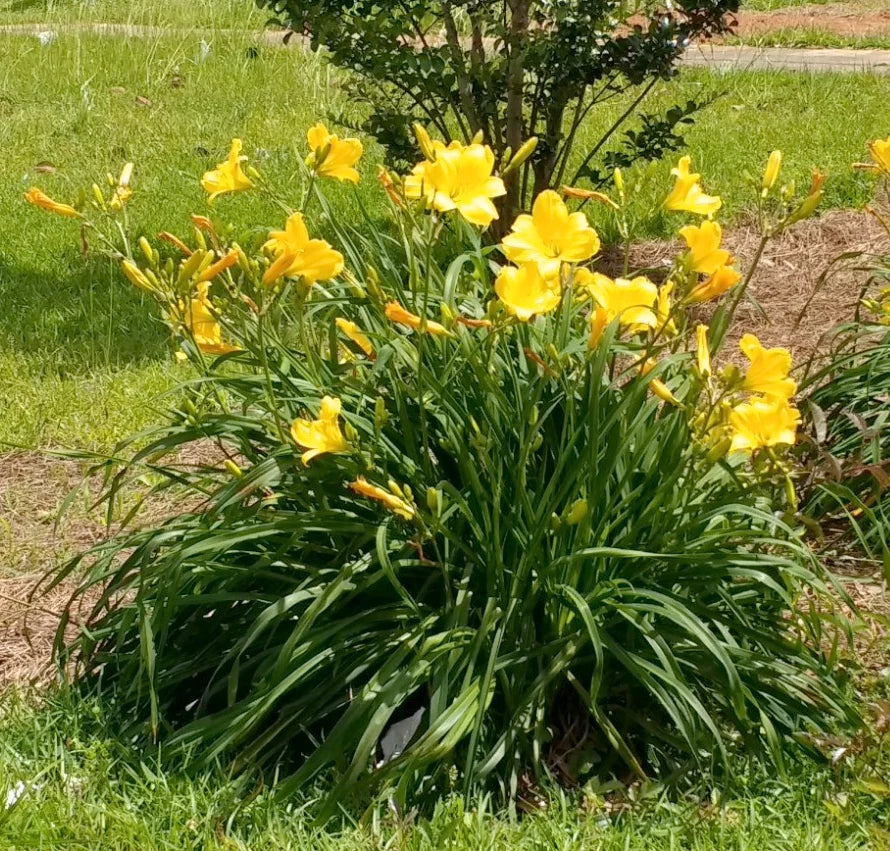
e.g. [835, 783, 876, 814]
[257, 0, 739, 223]
[42, 133, 857, 818]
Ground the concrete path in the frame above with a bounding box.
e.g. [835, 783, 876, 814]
[681, 43, 890, 75]
[2, 22, 890, 76]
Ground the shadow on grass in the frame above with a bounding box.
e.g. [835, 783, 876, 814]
[0, 254, 167, 373]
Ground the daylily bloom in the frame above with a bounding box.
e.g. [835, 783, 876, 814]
[348, 476, 416, 521]
[696, 324, 711, 378]
[576, 269, 658, 333]
[687, 264, 741, 303]
[501, 190, 601, 278]
[336, 317, 375, 359]
[178, 281, 240, 356]
[201, 139, 254, 203]
[404, 140, 506, 228]
[663, 156, 722, 217]
[494, 262, 562, 321]
[24, 187, 80, 218]
[679, 220, 731, 275]
[762, 150, 782, 194]
[306, 123, 363, 183]
[291, 395, 348, 465]
[262, 212, 344, 286]
[385, 301, 450, 336]
[729, 395, 800, 453]
[868, 136, 890, 175]
[740, 334, 796, 400]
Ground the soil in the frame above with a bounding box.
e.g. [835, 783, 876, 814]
[727, 3, 890, 40]
[1, 209, 888, 687]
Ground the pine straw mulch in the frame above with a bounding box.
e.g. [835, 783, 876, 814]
[1, 209, 888, 687]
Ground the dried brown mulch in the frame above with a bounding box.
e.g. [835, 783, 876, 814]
[726, 3, 890, 40]
[627, 208, 890, 358]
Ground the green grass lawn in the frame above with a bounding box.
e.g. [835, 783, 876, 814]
[1, 25, 888, 453]
[728, 31, 890, 50]
[0, 689, 887, 850]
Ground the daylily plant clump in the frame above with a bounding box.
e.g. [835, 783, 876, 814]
[33, 126, 861, 816]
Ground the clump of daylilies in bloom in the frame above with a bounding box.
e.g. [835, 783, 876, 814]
[26, 122, 839, 517]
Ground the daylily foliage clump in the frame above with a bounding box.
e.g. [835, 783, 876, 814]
[35, 126, 859, 817]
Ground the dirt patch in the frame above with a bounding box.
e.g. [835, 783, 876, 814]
[0, 444, 222, 686]
[728, 3, 890, 40]
[626, 208, 890, 358]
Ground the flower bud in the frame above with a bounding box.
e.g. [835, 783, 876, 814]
[565, 498, 587, 526]
[139, 236, 155, 265]
[374, 396, 388, 429]
[502, 137, 538, 175]
[761, 150, 782, 195]
[470, 130, 484, 146]
[91, 183, 107, 209]
[413, 124, 436, 161]
[224, 459, 242, 477]
[426, 487, 440, 514]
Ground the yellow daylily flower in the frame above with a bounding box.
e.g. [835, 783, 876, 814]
[679, 220, 731, 275]
[201, 139, 254, 204]
[696, 324, 711, 378]
[687, 264, 741, 304]
[576, 269, 658, 333]
[663, 156, 722, 217]
[178, 281, 240, 356]
[291, 395, 348, 465]
[740, 334, 796, 400]
[385, 301, 450, 337]
[729, 396, 800, 453]
[501, 190, 601, 277]
[24, 187, 80, 218]
[348, 476, 416, 521]
[762, 150, 782, 194]
[306, 123, 363, 183]
[404, 140, 506, 228]
[868, 136, 890, 175]
[494, 262, 562, 321]
[262, 212, 344, 286]
[336, 317, 375, 359]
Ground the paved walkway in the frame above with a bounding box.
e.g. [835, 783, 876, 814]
[681, 44, 890, 74]
[2, 22, 890, 75]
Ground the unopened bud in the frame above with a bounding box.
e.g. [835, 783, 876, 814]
[224, 459, 242, 477]
[413, 124, 436, 161]
[566, 498, 588, 526]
